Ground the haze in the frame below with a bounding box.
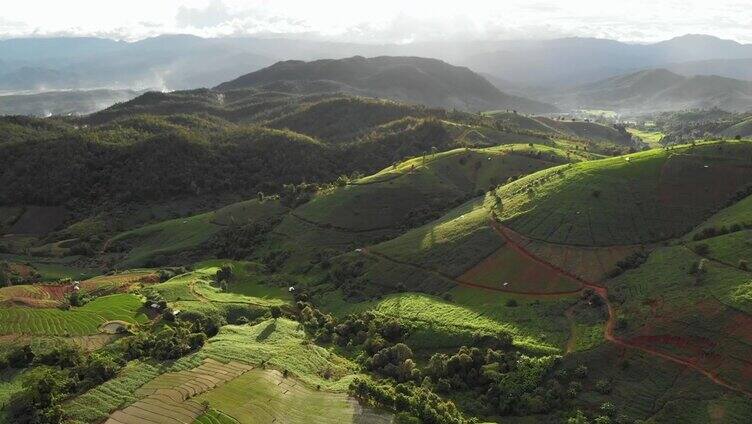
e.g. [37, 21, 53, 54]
[3, 0, 752, 43]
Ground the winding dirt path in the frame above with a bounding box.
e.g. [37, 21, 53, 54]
[361, 248, 582, 297]
[491, 221, 752, 399]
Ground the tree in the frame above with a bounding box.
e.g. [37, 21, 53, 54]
[270, 306, 282, 319]
[0, 261, 9, 286]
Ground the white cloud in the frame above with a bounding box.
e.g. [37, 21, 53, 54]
[1, 0, 752, 44]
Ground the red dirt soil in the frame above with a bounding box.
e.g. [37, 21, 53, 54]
[493, 220, 752, 398]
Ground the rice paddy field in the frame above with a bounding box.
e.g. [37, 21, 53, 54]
[0, 294, 148, 336]
[64, 360, 166, 423]
[195, 369, 391, 424]
[193, 319, 362, 391]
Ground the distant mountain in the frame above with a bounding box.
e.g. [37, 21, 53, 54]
[2, 34, 752, 99]
[553, 69, 752, 113]
[666, 58, 752, 81]
[215, 56, 557, 113]
[463, 35, 752, 87]
[0, 35, 275, 91]
[0, 89, 142, 117]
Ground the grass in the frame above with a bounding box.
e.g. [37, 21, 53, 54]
[320, 288, 572, 353]
[687, 193, 752, 240]
[153, 262, 291, 308]
[458, 243, 582, 294]
[188, 319, 362, 391]
[0, 294, 148, 336]
[63, 360, 165, 423]
[370, 197, 499, 278]
[496, 142, 752, 246]
[109, 212, 218, 268]
[109, 199, 286, 268]
[298, 145, 569, 233]
[0, 254, 100, 282]
[609, 241, 752, 393]
[195, 409, 240, 424]
[269, 144, 573, 273]
[565, 343, 752, 423]
[0, 368, 28, 409]
[195, 369, 390, 424]
[627, 128, 665, 148]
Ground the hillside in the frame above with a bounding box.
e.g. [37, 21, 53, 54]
[215, 56, 557, 113]
[0, 89, 142, 117]
[464, 34, 752, 87]
[556, 69, 752, 112]
[486, 111, 637, 149]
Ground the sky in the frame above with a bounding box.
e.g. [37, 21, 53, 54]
[2, 0, 751, 44]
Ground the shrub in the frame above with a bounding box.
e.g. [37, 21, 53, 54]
[595, 378, 612, 394]
[693, 243, 710, 255]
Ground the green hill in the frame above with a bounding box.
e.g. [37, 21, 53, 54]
[496, 141, 752, 245]
[215, 56, 558, 114]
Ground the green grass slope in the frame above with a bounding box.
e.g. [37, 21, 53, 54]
[496, 142, 752, 246]
[107, 199, 287, 267]
[295, 144, 569, 232]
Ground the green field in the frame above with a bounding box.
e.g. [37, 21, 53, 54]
[627, 128, 665, 147]
[497, 142, 752, 245]
[196, 369, 391, 424]
[0, 294, 148, 336]
[153, 262, 291, 309]
[321, 288, 573, 353]
[108, 199, 287, 267]
[63, 360, 165, 423]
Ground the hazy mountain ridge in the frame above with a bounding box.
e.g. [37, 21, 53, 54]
[553, 69, 752, 112]
[2, 34, 752, 96]
[465, 34, 752, 87]
[216, 56, 557, 113]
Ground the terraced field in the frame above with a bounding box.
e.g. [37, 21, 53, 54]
[0, 283, 69, 307]
[105, 358, 254, 424]
[79, 270, 159, 295]
[64, 360, 164, 423]
[196, 368, 391, 424]
[0, 294, 148, 336]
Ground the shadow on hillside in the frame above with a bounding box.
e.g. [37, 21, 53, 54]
[255, 320, 277, 341]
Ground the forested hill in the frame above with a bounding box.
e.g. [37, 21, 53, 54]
[215, 56, 557, 114]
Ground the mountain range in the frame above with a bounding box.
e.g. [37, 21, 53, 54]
[549, 69, 752, 113]
[2, 34, 752, 94]
[216, 56, 556, 113]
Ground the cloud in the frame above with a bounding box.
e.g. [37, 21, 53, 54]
[176, 0, 232, 28]
[2, 0, 752, 44]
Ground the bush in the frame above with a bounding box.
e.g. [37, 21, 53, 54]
[7, 345, 34, 368]
[693, 243, 710, 255]
[595, 378, 612, 394]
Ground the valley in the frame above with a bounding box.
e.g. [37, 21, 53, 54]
[1, 19, 752, 424]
